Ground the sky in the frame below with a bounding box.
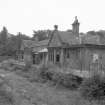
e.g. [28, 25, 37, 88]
[0, 0, 105, 36]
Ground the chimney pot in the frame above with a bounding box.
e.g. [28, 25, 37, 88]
[54, 25, 58, 30]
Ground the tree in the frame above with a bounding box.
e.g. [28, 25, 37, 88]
[32, 30, 48, 41]
[16, 32, 31, 50]
[66, 29, 72, 32]
[0, 26, 8, 44]
[87, 30, 96, 35]
[0, 30, 31, 56]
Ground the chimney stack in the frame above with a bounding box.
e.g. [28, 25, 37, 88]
[54, 25, 58, 31]
[72, 16, 80, 37]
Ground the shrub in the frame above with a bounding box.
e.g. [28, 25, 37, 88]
[61, 74, 82, 89]
[79, 73, 105, 101]
[38, 65, 53, 82]
[38, 64, 83, 89]
[0, 78, 14, 105]
[52, 72, 82, 89]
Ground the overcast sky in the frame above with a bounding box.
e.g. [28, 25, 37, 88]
[0, 0, 105, 36]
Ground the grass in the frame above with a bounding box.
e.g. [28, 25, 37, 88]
[0, 68, 100, 105]
[7, 70, 99, 105]
[0, 60, 103, 105]
[0, 56, 13, 62]
[0, 78, 15, 105]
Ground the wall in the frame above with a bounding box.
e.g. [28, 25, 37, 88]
[63, 48, 81, 70]
[48, 46, 105, 73]
[83, 47, 105, 71]
[24, 48, 32, 66]
[48, 47, 81, 70]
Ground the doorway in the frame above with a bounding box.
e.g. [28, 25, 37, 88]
[56, 54, 60, 62]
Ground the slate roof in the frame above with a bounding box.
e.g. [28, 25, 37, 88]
[20, 39, 49, 51]
[21, 30, 105, 51]
[48, 30, 80, 47]
[81, 34, 101, 45]
[36, 39, 49, 46]
[81, 34, 105, 45]
[57, 31, 80, 45]
[21, 40, 37, 50]
[49, 30, 105, 47]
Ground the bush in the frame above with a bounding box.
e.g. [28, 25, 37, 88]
[0, 78, 14, 105]
[61, 74, 82, 89]
[79, 73, 105, 101]
[16, 64, 83, 89]
[38, 65, 83, 89]
[38, 65, 53, 83]
[52, 72, 82, 89]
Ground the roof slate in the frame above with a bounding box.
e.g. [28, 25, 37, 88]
[21, 30, 105, 51]
[57, 31, 80, 45]
[81, 34, 101, 45]
[50, 30, 105, 46]
[21, 39, 49, 51]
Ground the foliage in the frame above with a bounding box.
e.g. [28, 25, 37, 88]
[0, 27, 31, 56]
[37, 65, 83, 89]
[0, 78, 14, 105]
[87, 30, 105, 37]
[51, 72, 82, 89]
[66, 29, 73, 32]
[87, 30, 96, 35]
[15, 64, 83, 89]
[0, 27, 8, 44]
[79, 73, 105, 101]
[32, 30, 52, 41]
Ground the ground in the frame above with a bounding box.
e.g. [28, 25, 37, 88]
[0, 67, 99, 105]
[0, 58, 100, 105]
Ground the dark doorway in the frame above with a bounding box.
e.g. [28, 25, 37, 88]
[56, 54, 60, 62]
[33, 54, 36, 64]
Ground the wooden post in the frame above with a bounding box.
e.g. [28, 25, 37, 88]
[79, 48, 82, 71]
[60, 48, 64, 65]
[54, 48, 56, 64]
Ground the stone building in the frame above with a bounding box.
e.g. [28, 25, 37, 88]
[48, 17, 105, 71]
[19, 39, 49, 65]
[18, 16, 105, 71]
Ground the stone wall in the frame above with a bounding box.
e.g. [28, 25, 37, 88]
[82, 47, 105, 71]
[63, 48, 80, 70]
[23, 48, 32, 66]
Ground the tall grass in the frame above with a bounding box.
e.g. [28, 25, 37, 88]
[79, 72, 105, 101]
[0, 78, 14, 105]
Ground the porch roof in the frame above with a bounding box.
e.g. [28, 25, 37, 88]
[32, 47, 48, 53]
[21, 39, 49, 51]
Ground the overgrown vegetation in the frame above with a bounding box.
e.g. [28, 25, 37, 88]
[33, 65, 83, 89]
[79, 72, 105, 101]
[6, 63, 83, 90]
[0, 27, 31, 57]
[0, 78, 14, 105]
[3, 59, 105, 104]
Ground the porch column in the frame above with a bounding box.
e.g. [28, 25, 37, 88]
[54, 48, 56, 64]
[60, 48, 64, 64]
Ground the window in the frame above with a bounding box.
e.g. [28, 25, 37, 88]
[67, 49, 70, 58]
[56, 54, 60, 62]
[33, 54, 36, 64]
[56, 49, 60, 62]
